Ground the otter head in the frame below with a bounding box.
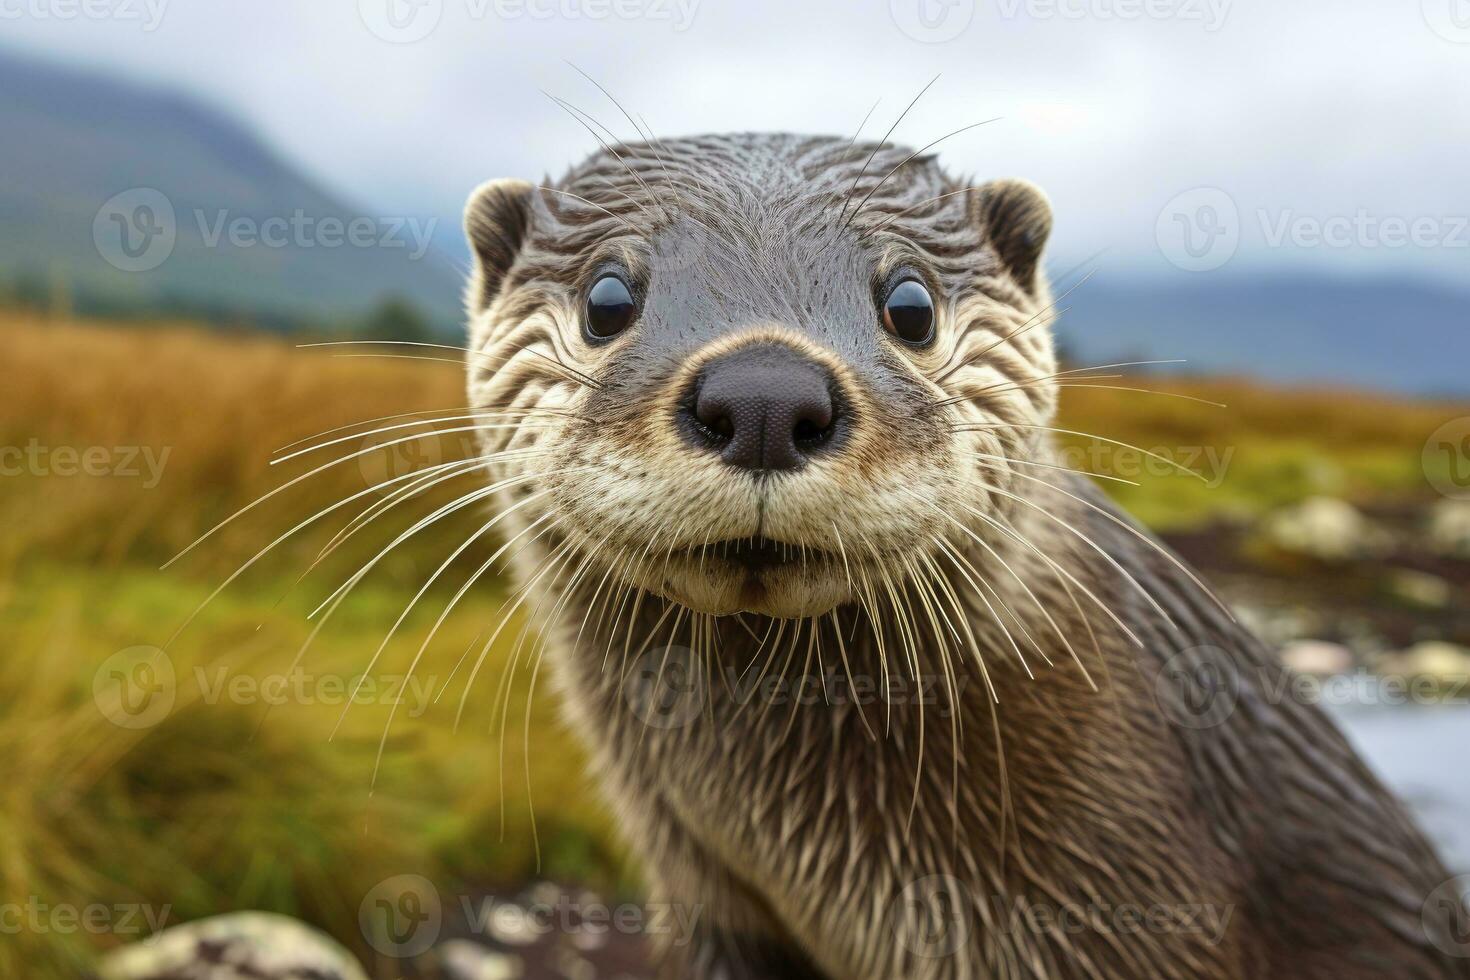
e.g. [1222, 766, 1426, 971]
[464, 134, 1057, 620]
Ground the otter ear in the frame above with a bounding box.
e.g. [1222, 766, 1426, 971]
[973, 179, 1053, 294]
[464, 178, 535, 315]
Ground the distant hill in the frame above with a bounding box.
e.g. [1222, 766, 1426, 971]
[0, 49, 462, 330]
[1054, 272, 1470, 397]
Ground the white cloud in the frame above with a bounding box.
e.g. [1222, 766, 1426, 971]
[6, 0, 1468, 282]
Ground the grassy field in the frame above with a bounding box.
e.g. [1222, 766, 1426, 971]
[1, 309, 1462, 973]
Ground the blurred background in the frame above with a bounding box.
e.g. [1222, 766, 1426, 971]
[1, 1, 1468, 976]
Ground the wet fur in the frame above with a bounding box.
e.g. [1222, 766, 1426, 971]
[462, 133, 1465, 978]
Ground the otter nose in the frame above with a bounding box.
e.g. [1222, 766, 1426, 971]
[684, 344, 841, 472]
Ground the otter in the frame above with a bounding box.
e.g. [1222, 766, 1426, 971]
[460, 133, 1466, 979]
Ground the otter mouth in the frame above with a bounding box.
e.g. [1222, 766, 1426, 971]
[690, 536, 832, 574]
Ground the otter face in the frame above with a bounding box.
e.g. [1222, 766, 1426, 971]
[464, 134, 1056, 619]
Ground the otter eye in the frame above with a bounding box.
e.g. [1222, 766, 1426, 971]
[585, 275, 637, 340]
[882, 279, 934, 346]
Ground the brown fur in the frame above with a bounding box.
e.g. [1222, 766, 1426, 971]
[461, 132, 1466, 978]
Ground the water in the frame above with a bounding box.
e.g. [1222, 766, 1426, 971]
[1327, 703, 1470, 873]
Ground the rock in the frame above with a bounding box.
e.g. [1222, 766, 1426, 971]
[1400, 641, 1470, 682]
[1258, 496, 1389, 561]
[96, 911, 369, 980]
[1428, 499, 1470, 558]
[1386, 569, 1452, 608]
[428, 938, 525, 980]
[1279, 640, 1355, 676]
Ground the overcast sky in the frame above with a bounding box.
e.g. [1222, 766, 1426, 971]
[6, 0, 1469, 284]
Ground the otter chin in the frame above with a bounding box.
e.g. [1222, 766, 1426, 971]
[654, 537, 854, 618]
[460, 132, 1461, 980]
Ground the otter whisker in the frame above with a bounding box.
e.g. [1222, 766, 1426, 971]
[857, 185, 986, 240]
[842, 117, 1002, 233]
[916, 548, 978, 850]
[544, 93, 670, 224]
[162, 456, 494, 648]
[931, 270, 1095, 386]
[535, 185, 641, 235]
[370, 510, 565, 789]
[272, 404, 564, 456]
[827, 609, 876, 743]
[947, 495, 1144, 648]
[935, 527, 1093, 690]
[835, 73, 941, 230]
[163, 422, 549, 571]
[930, 375, 1124, 409]
[1044, 382, 1229, 409]
[493, 535, 581, 849]
[965, 451, 1139, 487]
[995, 464, 1237, 623]
[954, 422, 1210, 483]
[564, 62, 694, 215]
[310, 469, 574, 619]
[333, 499, 561, 741]
[970, 475, 1178, 628]
[307, 455, 512, 570]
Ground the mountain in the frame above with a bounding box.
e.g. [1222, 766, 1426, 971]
[0, 48, 463, 330]
[1052, 272, 1469, 397]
